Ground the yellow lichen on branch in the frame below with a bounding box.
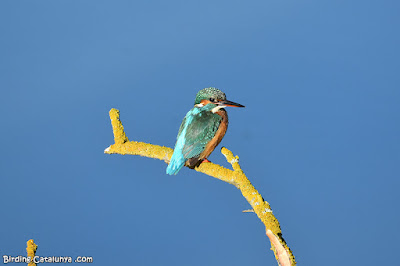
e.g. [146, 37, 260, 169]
[104, 108, 296, 266]
[110, 109, 129, 144]
[105, 109, 174, 161]
[26, 239, 37, 266]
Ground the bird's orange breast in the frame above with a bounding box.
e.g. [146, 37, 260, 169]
[199, 109, 228, 160]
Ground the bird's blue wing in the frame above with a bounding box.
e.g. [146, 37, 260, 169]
[181, 111, 221, 159]
[166, 107, 221, 175]
[166, 116, 188, 175]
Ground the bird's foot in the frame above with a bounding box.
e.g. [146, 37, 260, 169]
[202, 158, 211, 163]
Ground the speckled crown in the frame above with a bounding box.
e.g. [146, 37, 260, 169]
[194, 87, 226, 104]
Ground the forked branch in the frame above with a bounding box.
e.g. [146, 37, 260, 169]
[104, 108, 295, 266]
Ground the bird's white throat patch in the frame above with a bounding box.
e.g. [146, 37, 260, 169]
[212, 105, 226, 113]
[195, 103, 225, 113]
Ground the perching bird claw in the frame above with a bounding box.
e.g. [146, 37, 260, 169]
[202, 158, 211, 163]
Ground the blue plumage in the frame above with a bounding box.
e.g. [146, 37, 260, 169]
[166, 105, 221, 175]
[166, 87, 244, 175]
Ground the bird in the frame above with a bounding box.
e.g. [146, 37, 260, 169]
[166, 87, 245, 175]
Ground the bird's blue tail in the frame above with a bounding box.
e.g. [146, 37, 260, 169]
[166, 152, 186, 175]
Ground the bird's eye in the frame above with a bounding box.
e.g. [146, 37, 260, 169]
[209, 98, 215, 102]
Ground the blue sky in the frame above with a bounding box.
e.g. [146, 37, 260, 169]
[1, 0, 399, 265]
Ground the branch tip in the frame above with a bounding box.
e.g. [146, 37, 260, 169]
[26, 239, 38, 266]
[221, 147, 242, 172]
[266, 230, 292, 266]
[109, 108, 129, 144]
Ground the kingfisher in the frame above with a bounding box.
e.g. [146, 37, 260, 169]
[166, 87, 245, 175]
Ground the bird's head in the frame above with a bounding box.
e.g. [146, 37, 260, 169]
[194, 87, 245, 112]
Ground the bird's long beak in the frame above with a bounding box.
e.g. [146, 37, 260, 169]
[220, 99, 245, 108]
